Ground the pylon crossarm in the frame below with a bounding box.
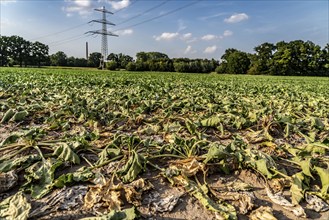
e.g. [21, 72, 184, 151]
[95, 8, 114, 14]
[89, 19, 115, 26]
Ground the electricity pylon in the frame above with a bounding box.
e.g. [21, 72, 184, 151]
[86, 6, 118, 69]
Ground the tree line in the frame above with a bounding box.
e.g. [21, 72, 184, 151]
[1, 35, 328, 76]
[217, 41, 329, 76]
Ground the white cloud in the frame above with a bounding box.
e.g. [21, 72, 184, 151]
[114, 29, 133, 36]
[154, 32, 179, 41]
[109, 0, 130, 10]
[223, 30, 233, 37]
[63, 0, 93, 17]
[184, 45, 196, 54]
[224, 13, 249, 23]
[201, 34, 217, 41]
[203, 45, 217, 54]
[181, 33, 192, 41]
[75, 0, 91, 7]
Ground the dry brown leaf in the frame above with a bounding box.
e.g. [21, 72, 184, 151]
[102, 190, 122, 211]
[171, 158, 204, 177]
[212, 191, 255, 214]
[249, 206, 277, 220]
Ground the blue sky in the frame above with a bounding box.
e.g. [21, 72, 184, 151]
[1, 0, 328, 59]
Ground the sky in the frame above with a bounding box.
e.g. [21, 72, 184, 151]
[0, 0, 328, 60]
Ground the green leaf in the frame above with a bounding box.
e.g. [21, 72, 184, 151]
[0, 154, 41, 172]
[200, 116, 221, 127]
[96, 146, 121, 165]
[23, 158, 62, 199]
[185, 119, 197, 135]
[53, 167, 94, 188]
[311, 117, 324, 130]
[203, 143, 227, 164]
[81, 206, 137, 220]
[118, 151, 145, 183]
[298, 158, 313, 178]
[255, 158, 273, 179]
[0, 133, 21, 147]
[53, 143, 80, 164]
[314, 165, 329, 197]
[11, 110, 28, 122]
[0, 191, 31, 220]
[0, 109, 15, 124]
[290, 172, 305, 205]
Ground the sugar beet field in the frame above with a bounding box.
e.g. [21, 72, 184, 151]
[0, 68, 328, 220]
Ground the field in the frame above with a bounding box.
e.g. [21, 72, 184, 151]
[0, 67, 328, 220]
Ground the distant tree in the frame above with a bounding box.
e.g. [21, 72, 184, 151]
[0, 36, 10, 66]
[50, 51, 67, 66]
[118, 53, 133, 69]
[126, 62, 136, 71]
[28, 41, 49, 67]
[106, 61, 117, 70]
[136, 52, 148, 62]
[88, 52, 102, 67]
[217, 49, 250, 74]
[67, 56, 75, 67]
[136, 51, 169, 62]
[9, 35, 31, 67]
[74, 58, 88, 67]
[225, 51, 250, 74]
[249, 42, 275, 74]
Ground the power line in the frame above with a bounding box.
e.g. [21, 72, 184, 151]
[113, 0, 201, 32]
[116, 0, 169, 25]
[48, 34, 89, 47]
[29, 23, 88, 42]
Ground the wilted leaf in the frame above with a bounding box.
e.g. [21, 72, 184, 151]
[0, 108, 15, 124]
[11, 110, 28, 122]
[96, 147, 121, 165]
[53, 167, 94, 188]
[185, 119, 197, 135]
[298, 158, 313, 178]
[23, 158, 63, 199]
[53, 142, 80, 164]
[164, 170, 237, 220]
[29, 185, 88, 218]
[290, 172, 305, 205]
[172, 158, 204, 177]
[314, 165, 329, 197]
[203, 143, 227, 164]
[0, 154, 41, 172]
[200, 116, 221, 127]
[124, 178, 153, 206]
[255, 159, 273, 179]
[0, 191, 31, 220]
[250, 206, 277, 220]
[211, 191, 255, 214]
[118, 151, 145, 183]
[0, 133, 21, 147]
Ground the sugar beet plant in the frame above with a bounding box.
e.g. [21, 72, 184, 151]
[0, 68, 328, 219]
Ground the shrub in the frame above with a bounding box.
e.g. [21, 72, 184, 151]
[106, 61, 117, 70]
